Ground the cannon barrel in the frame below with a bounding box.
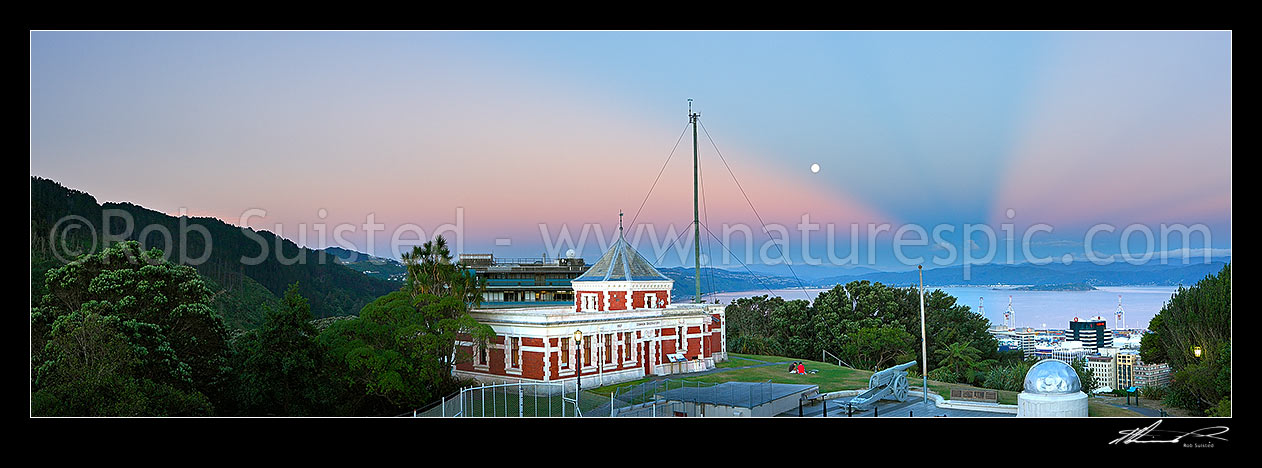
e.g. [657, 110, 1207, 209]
[868, 361, 918, 388]
[887, 361, 917, 373]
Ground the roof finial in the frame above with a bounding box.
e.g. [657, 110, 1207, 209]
[619, 210, 624, 237]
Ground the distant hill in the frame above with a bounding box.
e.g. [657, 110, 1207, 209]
[320, 246, 406, 282]
[813, 261, 1230, 289]
[1009, 283, 1097, 291]
[739, 263, 886, 282]
[31, 176, 399, 328]
[658, 266, 800, 299]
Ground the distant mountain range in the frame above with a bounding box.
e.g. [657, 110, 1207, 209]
[810, 260, 1231, 289]
[658, 266, 802, 299]
[655, 258, 1228, 299]
[738, 263, 886, 282]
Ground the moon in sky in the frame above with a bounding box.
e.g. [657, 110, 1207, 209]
[810, 163, 820, 173]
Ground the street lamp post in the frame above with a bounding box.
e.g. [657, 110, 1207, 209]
[574, 330, 583, 415]
[918, 265, 928, 407]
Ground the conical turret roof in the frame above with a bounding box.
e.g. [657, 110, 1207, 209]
[572, 236, 670, 282]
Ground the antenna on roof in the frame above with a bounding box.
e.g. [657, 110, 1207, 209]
[689, 99, 701, 304]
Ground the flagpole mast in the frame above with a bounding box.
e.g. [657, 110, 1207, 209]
[690, 99, 701, 303]
[919, 264, 928, 407]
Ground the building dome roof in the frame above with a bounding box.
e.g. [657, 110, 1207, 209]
[572, 235, 670, 283]
[1023, 359, 1082, 394]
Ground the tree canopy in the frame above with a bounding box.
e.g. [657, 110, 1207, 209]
[232, 282, 335, 416]
[723, 280, 997, 380]
[32, 241, 229, 415]
[1140, 263, 1231, 415]
[317, 235, 495, 415]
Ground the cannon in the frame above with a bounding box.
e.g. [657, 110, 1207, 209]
[847, 361, 916, 409]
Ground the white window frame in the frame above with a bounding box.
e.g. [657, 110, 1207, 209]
[603, 333, 614, 365]
[582, 337, 594, 370]
[559, 337, 571, 370]
[623, 331, 636, 364]
[473, 341, 489, 370]
[506, 336, 522, 375]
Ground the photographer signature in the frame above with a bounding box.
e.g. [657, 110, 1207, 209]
[1110, 419, 1229, 445]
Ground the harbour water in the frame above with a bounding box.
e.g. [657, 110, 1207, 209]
[705, 285, 1180, 330]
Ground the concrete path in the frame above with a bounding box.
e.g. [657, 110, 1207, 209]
[1098, 401, 1164, 417]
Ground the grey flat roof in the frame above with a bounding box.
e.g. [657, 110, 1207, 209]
[658, 382, 817, 408]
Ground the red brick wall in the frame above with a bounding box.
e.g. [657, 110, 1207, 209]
[629, 290, 669, 309]
[576, 289, 671, 311]
[521, 350, 545, 380]
[460, 317, 724, 381]
[490, 335, 505, 374]
[608, 291, 627, 311]
[685, 337, 702, 359]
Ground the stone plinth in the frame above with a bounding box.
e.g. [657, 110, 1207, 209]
[1016, 391, 1088, 417]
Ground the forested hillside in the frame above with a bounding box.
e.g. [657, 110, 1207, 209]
[31, 177, 396, 329]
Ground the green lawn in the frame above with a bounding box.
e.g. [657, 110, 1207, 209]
[589, 353, 866, 396]
[714, 354, 779, 369]
[1088, 400, 1143, 417]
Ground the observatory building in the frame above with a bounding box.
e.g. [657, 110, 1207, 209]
[457, 252, 587, 307]
[453, 102, 730, 394]
[452, 229, 727, 392]
[1016, 359, 1089, 417]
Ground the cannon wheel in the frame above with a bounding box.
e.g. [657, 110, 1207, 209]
[890, 374, 909, 402]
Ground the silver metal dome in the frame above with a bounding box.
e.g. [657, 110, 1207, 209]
[1023, 359, 1082, 394]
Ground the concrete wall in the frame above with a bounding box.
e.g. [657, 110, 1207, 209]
[1016, 391, 1088, 417]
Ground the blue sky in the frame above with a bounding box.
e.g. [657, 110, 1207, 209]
[30, 31, 1231, 268]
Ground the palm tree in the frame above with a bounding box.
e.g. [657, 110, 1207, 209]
[401, 235, 485, 307]
[934, 342, 994, 384]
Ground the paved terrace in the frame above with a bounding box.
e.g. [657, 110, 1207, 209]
[787, 397, 1015, 417]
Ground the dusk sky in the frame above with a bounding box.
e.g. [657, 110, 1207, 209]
[30, 31, 1231, 269]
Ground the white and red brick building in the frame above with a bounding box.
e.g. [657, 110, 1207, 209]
[453, 234, 727, 391]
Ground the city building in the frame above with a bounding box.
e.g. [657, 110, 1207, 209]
[1068, 316, 1114, 352]
[1086, 354, 1116, 391]
[1113, 334, 1142, 350]
[1135, 362, 1171, 388]
[459, 253, 588, 308]
[991, 326, 1039, 358]
[1115, 351, 1139, 389]
[1049, 340, 1090, 364]
[1033, 340, 1089, 364]
[452, 231, 726, 392]
[1016, 327, 1037, 359]
[997, 337, 1021, 353]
